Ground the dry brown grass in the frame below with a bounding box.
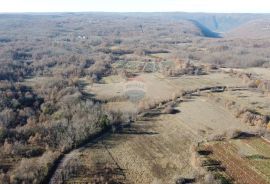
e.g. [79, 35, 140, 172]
[208, 92, 270, 130]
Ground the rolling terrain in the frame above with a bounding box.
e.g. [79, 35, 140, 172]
[227, 19, 270, 38]
[0, 13, 270, 184]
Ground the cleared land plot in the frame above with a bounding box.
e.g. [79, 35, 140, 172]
[101, 75, 125, 84]
[150, 53, 172, 61]
[22, 76, 58, 87]
[112, 60, 145, 72]
[142, 72, 244, 102]
[213, 90, 270, 115]
[85, 72, 244, 102]
[139, 73, 176, 101]
[174, 96, 252, 135]
[84, 81, 125, 100]
[202, 138, 270, 184]
[65, 115, 197, 184]
[84, 73, 176, 102]
[169, 72, 244, 91]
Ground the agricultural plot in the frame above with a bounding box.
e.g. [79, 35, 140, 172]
[101, 75, 125, 84]
[112, 60, 145, 72]
[169, 72, 244, 91]
[200, 137, 270, 184]
[174, 96, 251, 135]
[160, 60, 176, 69]
[142, 62, 158, 72]
[150, 53, 171, 60]
[64, 115, 197, 184]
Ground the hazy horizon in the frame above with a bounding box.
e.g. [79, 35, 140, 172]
[0, 0, 269, 13]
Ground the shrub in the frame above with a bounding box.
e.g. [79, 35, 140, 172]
[162, 105, 175, 114]
[99, 114, 110, 129]
[175, 178, 187, 184]
[0, 127, 7, 143]
[247, 81, 258, 88]
[41, 102, 56, 115]
[3, 139, 13, 154]
[262, 115, 270, 124]
[0, 109, 16, 128]
[225, 129, 242, 139]
[25, 148, 44, 158]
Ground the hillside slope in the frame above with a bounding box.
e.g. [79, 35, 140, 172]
[124, 13, 270, 32]
[227, 19, 270, 38]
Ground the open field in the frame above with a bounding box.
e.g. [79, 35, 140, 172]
[174, 96, 251, 134]
[71, 69, 268, 183]
[168, 72, 244, 90]
[62, 83, 256, 183]
[84, 80, 126, 100]
[64, 93, 253, 184]
[85, 71, 244, 102]
[66, 116, 196, 184]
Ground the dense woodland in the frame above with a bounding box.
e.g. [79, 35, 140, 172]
[0, 13, 270, 183]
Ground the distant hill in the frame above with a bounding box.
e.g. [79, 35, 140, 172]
[157, 19, 220, 38]
[1, 12, 269, 39]
[121, 12, 270, 33]
[226, 19, 270, 38]
[162, 13, 270, 32]
[177, 13, 270, 32]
